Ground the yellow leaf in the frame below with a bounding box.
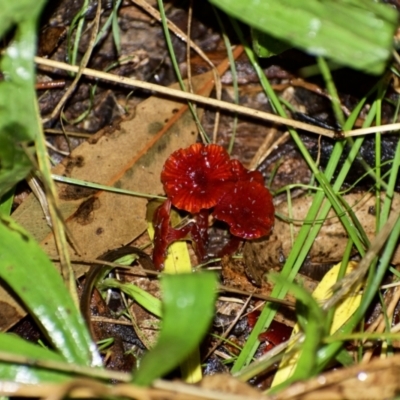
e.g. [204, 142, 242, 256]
[147, 216, 202, 382]
[272, 261, 361, 387]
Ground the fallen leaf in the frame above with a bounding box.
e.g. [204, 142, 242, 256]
[4, 49, 242, 331]
[271, 261, 362, 387]
[243, 192, 400, 280]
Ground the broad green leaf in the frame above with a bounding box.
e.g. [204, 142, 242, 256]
[0, 188, 14, 215]
[101, 278, 162, 318]
[0, 214, 100, 366]
[252, 29, 291, 58]
[0, 1, 47, 195]
[132, 273, 217, 385]
[0, 333, 73, 383]
[210, 0, 397, 74]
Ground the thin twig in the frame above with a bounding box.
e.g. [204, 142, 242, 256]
[35, 56, 345, 137]
[203, 296, 252, 361]
[131, 0, 222, 140]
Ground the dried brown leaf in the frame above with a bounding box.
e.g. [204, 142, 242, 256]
[3, 63, 234, 331]
[244, 192, 400, 282]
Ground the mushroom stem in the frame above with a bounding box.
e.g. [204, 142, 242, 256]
[218, 235, 242, 258]
[189, 210, 209, 262]
[152, 200, 209, 270]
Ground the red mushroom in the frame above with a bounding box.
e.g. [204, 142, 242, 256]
[161, 143, 234, 213]
[152, 200, 210, 270]
[230, 159, 265, 186]
[213, 180, 274, 239]
[153, 143, 275, 270]
[152, 200, 189, 270]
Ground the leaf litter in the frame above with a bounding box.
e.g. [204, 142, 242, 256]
[3, 0, 400, 398]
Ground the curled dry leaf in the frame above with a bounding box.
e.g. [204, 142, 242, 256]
[243, 192, 400, 284]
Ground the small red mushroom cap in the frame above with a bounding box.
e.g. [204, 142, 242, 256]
[213, 180, 274, 239]
[161, 143, 234, 213]
[230, 159, 265, 186]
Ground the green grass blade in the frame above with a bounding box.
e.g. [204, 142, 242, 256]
[132, 272, 217, 385]
[210, 0, 397, 74]
[230, 20, 369, 373]
[270, 274, 326, 381]
[0, 333, 72, 383]
[101, 278, 162, 318]
[317, 215, 400, 370]
[251, 29, 291, 58]
[0, 214, 100, 366]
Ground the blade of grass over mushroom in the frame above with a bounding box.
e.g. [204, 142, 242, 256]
[237, 132, 372, 373]
[0, 333, 74, 384]
[230, 22, 375, 373]
[0, 214, 99, 366]
[132, 273, 217, 386]
[209, 0, 397, 74]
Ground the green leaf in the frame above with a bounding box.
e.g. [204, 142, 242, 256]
[210, 0, 397, 74]
[0, 187, 15, 215]
[0, 214, 100, 366]
[101, 278, 162, 318]
[252, 29, 291, 58]
[0, 1, 47, 195]
[132, 272, 217, 385]
[0, 333, 73, 383]
[268, 273, 326, 383]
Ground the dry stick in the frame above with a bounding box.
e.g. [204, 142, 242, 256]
[219, 284, 295, 308]
[35, 57, 400, 137]
[131, 0, 222, 140]
[152, 380, 262, 400]
[36, 57, 340, 137]
[44, 128, 92, 138]
[42, 1, 102, 124]
[186, 0, 194, 96]
[203, 296, 252, 362]
[248, 129, 290, 170]
[45, 140, 70, 156]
